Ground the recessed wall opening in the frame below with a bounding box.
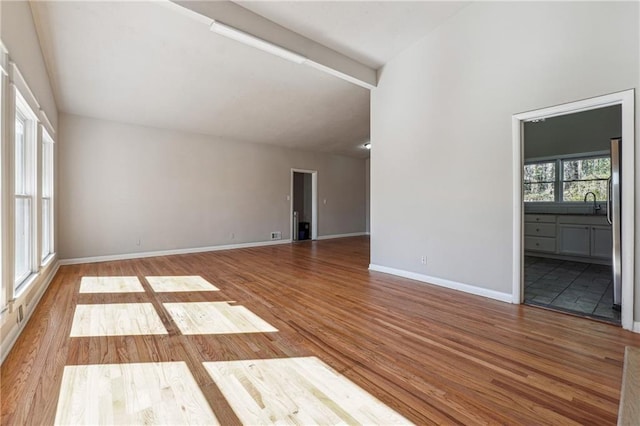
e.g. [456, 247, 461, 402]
[290, 169, 318, 241]
[512, 89, 635, 331]
[522, 106, 621, 324]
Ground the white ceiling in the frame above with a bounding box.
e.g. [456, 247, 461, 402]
[236, 1, 470, 69]
[31, 1, 469, 158]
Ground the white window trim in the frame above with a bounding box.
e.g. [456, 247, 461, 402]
[512, 89, 635, 331]
[41, 129, 54, 264]
[0, 46, 5, 312]
[13, 89, 39, 294]
[524, 151, 611, 203]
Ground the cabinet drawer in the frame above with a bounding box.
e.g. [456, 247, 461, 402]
[524, 214, 556, 223]
[524, 223, 556, 237]
[525, 236, 556, 252]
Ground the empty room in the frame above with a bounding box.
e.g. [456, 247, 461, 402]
[1, 1, 640, 424]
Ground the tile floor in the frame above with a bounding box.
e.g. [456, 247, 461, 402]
[524, 256, 620, 324]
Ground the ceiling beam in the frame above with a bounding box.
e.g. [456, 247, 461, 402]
[168, 0, 377, 90]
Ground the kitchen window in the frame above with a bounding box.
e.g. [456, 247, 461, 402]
[523, 161, 556, 202]
[562, 156, 610, 201]
[524, 154, 611, 202]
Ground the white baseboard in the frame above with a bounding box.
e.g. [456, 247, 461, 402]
[59, 239, 293, 265]
[633, 321, 640, 333]
[317, 232, 368, 240]
[368, 264, 512, 303]
[1, 261, 60, 365]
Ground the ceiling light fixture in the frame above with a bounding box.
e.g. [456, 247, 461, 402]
[364, 142, 371, 149]
[210, 20, 307, 65]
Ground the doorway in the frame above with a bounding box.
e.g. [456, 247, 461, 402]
[512, 90, 635, 331]
[290, 169, 318, 241]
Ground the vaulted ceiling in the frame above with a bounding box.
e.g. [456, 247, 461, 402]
[30, 1, 469, 158]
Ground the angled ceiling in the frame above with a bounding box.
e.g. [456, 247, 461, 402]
[235, 1, 470, 69]
[31, 1, 470, 158]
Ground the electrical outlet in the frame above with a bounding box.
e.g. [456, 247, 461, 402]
[17, 305, 24, 323]
[420, 256, 427, 265]
[270, 231, 282, 240]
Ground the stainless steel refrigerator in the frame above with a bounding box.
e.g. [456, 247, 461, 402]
[608, 138, 622, 310]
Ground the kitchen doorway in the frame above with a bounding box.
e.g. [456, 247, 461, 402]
[290, 169, 318, 241]
[512, 90, 635, 331]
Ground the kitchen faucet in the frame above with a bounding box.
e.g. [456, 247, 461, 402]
[583, 191, 601, 214]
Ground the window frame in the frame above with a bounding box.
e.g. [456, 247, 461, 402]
[524, 150, 611, 204]
[0, 55, 4, 312]
[13, 90, 39, 293]
[41, 129, 54, 264]
[560, 155, 611, 202]
[523, 159, 557, 203]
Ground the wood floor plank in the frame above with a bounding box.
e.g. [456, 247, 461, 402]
[2, 236, 640, 425]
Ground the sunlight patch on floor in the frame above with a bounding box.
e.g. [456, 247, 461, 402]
[79, 276, 144, 293]
[70, 303, 168, 337]
[203, 356, 413, 425]
[146, 276, 219, 292]
[54, 362, 219, 425]
[163, 301, 278, 335]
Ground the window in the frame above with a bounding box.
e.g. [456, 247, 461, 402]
[14, 92, 37, 291]
[0, 67, 4, 311]
[562, 156, 610, 201]
[523, 161, 556, 202]
[524, 154, 611, 203]
[42, 130, 54, 262]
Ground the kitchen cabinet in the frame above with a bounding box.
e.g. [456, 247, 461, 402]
[591, 226, 613, 258]
[558, 225, 590, 256]
[524, 215, 556, 253]
[524, 214, 612, 262]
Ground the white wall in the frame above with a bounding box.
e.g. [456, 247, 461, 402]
[1, 1, 57, 127]
[58, 114, 366, 260]
[371, 1, 639, 312]
[525, 105, 621, 159]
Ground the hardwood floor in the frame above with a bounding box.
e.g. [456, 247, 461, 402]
[2, 236, 639, 424]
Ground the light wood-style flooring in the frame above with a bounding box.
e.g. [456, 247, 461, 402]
[2, 236, 640, 424]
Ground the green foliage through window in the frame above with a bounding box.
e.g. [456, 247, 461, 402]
[562, 157, 610, 201]
[524, 161, 555, 202]
[524, 155, 611, 202]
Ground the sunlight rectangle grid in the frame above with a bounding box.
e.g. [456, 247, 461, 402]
[70, 303, 168, 337]
[79, 276, 144, 293]
[146, 276, 219, 292]
[163, 301, 277, 335]
[203, 356, 413, 425]
[54, 362, 219, 425]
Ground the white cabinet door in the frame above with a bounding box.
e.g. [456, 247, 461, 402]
[591, 226, 612, 259]
[558, 225, 590, 256]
